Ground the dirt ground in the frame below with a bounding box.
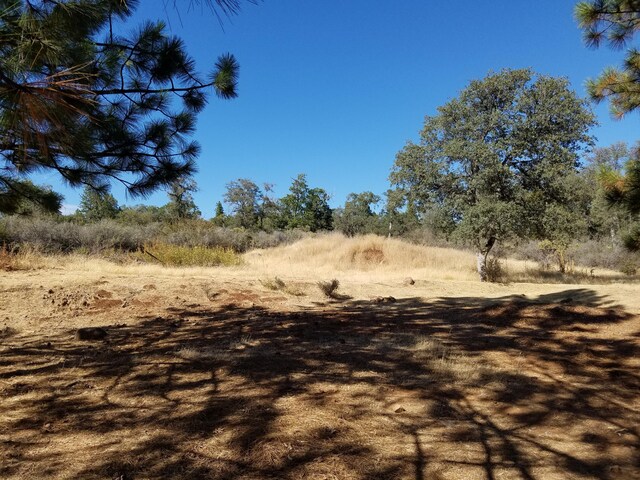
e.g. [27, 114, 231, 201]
[1, 264, 639, 479]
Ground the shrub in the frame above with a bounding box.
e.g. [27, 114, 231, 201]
[261, 277, 286, 291]
[620, 262, 637, 276]
[485, 256, 505, 283]
[317, 279, 340, 297]
[0, 216, 305, 255]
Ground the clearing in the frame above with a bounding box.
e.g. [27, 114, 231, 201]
[1, 236, 639, 479]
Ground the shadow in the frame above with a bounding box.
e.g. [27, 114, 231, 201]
[0, 289, 639, 479]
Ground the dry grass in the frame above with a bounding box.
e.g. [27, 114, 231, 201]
[0, 271, 638, 479]
[0, 244, 53, 271]
[261, 276, 286, 291]
[246, 233, 481, 280]
[246, 233, 634, 284]
[1, 238, 640, 480]
[138, 243, 243, 267]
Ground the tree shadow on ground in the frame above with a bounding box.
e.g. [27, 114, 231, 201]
[0, 289, 638, 479]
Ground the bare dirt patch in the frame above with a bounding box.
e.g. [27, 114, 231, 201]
[0, 265, 639, 480]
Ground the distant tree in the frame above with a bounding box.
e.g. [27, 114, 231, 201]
[117, 204, 169, 224]
[390, 69, 596, 280]
[165, 177, 201, 220]
[1, 0, 239, 214]
[214, 201, 225, 218]
[383, 188, 422, 237]
[334, 191, 381, 236]
[280, 174, 332, 231]
[211, 200, 227, 226]
[78, 186, 120, 221]
[575, 0, 640, 117]
[260, 183, 282, 231]
[224, 178, 263, 229]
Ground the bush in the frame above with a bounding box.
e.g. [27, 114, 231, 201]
[0, 216, 307, 255]
[0, 216, 158, 253]
[317, 279, 340, 297]
[261, 276, 286, 291]
[485, 256, 505, 283]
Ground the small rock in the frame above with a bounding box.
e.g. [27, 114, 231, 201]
[403, 277, 415, 285]
[75, 327, 108, 341]
[394, 407, 406, 413]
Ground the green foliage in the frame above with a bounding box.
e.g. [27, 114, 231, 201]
[334, 191, 381, 236]
[575, 0, 640, 117]
[165, 177, 201, 220]
[390, 69, 596, 280]
[78, 186, 120, 222]
[279, 174, 333, 232]
[0, 180, 63, 216]
[223, 178, 263, 229]
[214, 201, 225, 218]
[117, 205, 170, 224]
[595, 144, 640, 250]
[0, 0, 239, 214]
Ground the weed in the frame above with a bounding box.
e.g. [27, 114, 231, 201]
[317, 279, 340, 297]
[486, 256, 505, 283]
[261, 276, 286, 291]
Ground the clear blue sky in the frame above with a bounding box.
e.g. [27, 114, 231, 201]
[52, 0, 638, 216]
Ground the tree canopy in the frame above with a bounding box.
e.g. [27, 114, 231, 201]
[0, 0, 240, 215]
[279, 174, 333, 232]
[390, 69, 596, 280]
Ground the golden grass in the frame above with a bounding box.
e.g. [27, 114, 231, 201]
[1, 233, 632, 287]
[245, 233, 481, 280]
[0, 244, 54, 271]
[138, 243, 243, 267]
[245, 233, 632, 284]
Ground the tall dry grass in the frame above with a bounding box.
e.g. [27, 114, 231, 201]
[245, 233, 482, 281]
[244, 233, 630, 283]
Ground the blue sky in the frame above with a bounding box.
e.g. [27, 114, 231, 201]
[53, 0, 638, 216]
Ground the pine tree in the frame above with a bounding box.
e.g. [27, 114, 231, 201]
[575, 0, 640, 117]
[0, 0, 241, 214]
[78, 185, 120, 221]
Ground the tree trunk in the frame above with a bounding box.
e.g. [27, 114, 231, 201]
[476, 236, 496, 282]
